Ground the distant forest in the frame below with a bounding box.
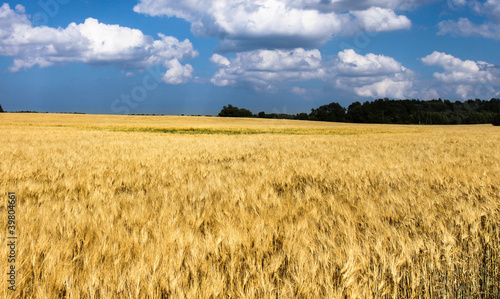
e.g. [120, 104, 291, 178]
[219, 98, 500, 126]
[1, 99, 499, 125]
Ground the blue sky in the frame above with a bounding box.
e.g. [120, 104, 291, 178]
[0, 0, 499, 115]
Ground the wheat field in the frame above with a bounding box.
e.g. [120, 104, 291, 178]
[1, 113, 499, 298]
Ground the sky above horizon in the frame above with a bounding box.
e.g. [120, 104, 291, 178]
[0, 0, 499, 115]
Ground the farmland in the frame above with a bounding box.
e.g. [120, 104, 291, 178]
[1, 113, 499, 298]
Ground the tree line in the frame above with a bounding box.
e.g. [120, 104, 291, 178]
[219, 99, 500, 126]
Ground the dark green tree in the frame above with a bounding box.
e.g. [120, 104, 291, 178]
[0, 104, 3, 112]
[347, 101, 365, 123]
[493, 114, 500, 126]
[309, 102, 346, 122]
[296, 113, 309, 120]
[218, 104, 253, 118]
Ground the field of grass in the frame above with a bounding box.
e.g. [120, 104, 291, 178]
[1, 113, 499, 298]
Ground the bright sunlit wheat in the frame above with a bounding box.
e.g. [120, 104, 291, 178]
[1, 113, 499, 298]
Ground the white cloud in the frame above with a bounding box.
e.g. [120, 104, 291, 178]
[447, 0, 468, 9]
[210, 48, 416, 99]
[351, 79, 413, 99]
[440, 0, 500, 39]
[421, 51, 499, 99]
[333, 49, 415, 98]
[475, 0, 500, 21]
[334, 49, 407, 76]
[350, 7, 411, 33]
[438, 18, 500, 40]
[134, 0, 413, 51]
[421, 51, 495, 83]
[0, 4, 198, 84]
[210, 48, 325, 90]
[209, 54, 230, 68]
[162, 59, 194, 84]
[445, 0, 500, 16]
[210, 48, 498, 101]
[286, 0, 436, 12]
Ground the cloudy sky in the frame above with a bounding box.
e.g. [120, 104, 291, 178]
[0, 0, 499, 115]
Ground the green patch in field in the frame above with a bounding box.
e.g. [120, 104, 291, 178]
[99, 126, 400, 135]
[1, 122, 422, 135]
[115, 126, 264, 135]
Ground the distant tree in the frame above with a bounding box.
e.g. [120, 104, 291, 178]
[310, 102, 346, 122]
[346, 101, 363, 122]
[220, 98, 500, 124]
[296, 113, 309, 120]
[493, 114, 500, 126]
[0, 104, 3, 112]
[218, 104, 253, 118]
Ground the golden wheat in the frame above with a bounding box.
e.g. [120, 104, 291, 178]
[1, 113, 499, 298]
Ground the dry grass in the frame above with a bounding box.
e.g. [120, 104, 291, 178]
[1, 113, 499, 298]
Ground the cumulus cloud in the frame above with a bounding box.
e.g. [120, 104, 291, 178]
[334, 49, 408, 76]
[162, 59, 194, 84]
[210, 48, 325, 90]
[319, 0, 438, 11]
[349, 7, 411, 33]
[439, 0, 500, 39]
[134, 0, 413, 51]
[438, 18, 500, 39]
[474, 0, 500, 21]
[421, 51, 495, 83]
[209, 49, 498, 100]
[210, 48, 416, 99]
[0, 3, 197, 84]
[333, 49, 415, 99]
[421, 51, 499, 99]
